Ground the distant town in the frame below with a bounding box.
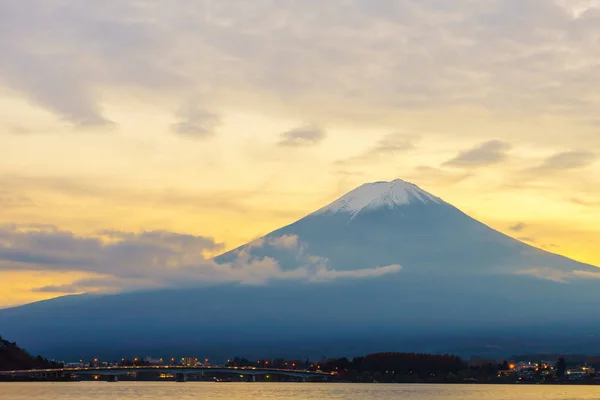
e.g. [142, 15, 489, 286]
[55, 354, 600, 384]
[3, 335, 600, 384]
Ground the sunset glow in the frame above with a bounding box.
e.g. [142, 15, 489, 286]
[1, 0, 599, 307]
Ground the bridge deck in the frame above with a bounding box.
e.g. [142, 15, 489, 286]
[0, 366, 331, 379]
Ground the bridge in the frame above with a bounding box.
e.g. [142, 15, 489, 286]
[0, 365, 333, 382]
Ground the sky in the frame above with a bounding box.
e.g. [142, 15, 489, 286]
[1, 0, 599, 308]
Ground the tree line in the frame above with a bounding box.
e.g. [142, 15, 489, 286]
[0, 335, 62, 371]
[225, 353, 581, 383]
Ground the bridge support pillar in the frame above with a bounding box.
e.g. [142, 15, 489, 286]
[175, 373, 188, 383]
[108, 375, 119, 383]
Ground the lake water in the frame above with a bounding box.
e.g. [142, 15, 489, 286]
[2, 382, 600, 399]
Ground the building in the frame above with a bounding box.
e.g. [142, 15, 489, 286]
[181, 357, 198, 366]
[64, 362, 84, 368]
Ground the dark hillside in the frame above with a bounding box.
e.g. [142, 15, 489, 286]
[0, 335, 62, 371]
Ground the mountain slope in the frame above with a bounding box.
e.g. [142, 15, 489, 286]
[216, 179, 596, 276]
[0, 179, 598, 360]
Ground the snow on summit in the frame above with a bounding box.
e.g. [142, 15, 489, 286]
[315, 179, 443, 217]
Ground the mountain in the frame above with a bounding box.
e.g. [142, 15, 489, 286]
[217, 179, 593, 275]
[0, 179, 599, 360]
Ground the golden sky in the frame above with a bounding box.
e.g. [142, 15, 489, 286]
[1, 0, 599, 308]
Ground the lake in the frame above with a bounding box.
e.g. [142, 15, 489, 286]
[2, 382, 600, 399]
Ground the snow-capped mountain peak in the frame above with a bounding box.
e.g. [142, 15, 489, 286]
[314, 179, 443, 217]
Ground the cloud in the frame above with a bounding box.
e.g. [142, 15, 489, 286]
[572, 270, 600, 279]
[529, 151, 597, 173]
[443, 140, 512, 168]
[0, 190, 34, 209]
[541, 243, 559, 250]
[171, 106, 221, 138]
[509, 222, 527, 232]
[1, 0, 600, 141]
[1, 52, 114, 127]
[0, 174, 306, 221]
[310, 264, 402, 282]
[268, 234, 299, 249]
[406, 166, 473, 186]
[0, 1, 177, 127]
[517, 236, 537, 243]
[32, 277, 155, 294]
[0, 225, 223, 276]
[370, 134, 415, 156]
[1, 0, 600, 132]
[4, 125, 34, 135]
[243, 234, 299, 250]
[277, 125, 325, 147]
[515, 268, 572, 283]
[336, 133, 416, 165]
[0, 225, 401, 294]
[570, 197, 600, 207]
[516, 268, 600, 283]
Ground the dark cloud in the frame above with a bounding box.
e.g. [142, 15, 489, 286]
[509, 222, 527, 232]
[529, 151, 597, 173]
[2, 0, 600, 133]
[443, 140, 512, 168]
[0, 224, 402, 294]
[277, 125, 325, 147]
[171, 106, 220, 138]
[1, 52, 114, 127]
[0, 1, 169, 127]
[0, 225, 223, 276]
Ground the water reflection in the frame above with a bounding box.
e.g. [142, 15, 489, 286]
[1, 382, 600, 400]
